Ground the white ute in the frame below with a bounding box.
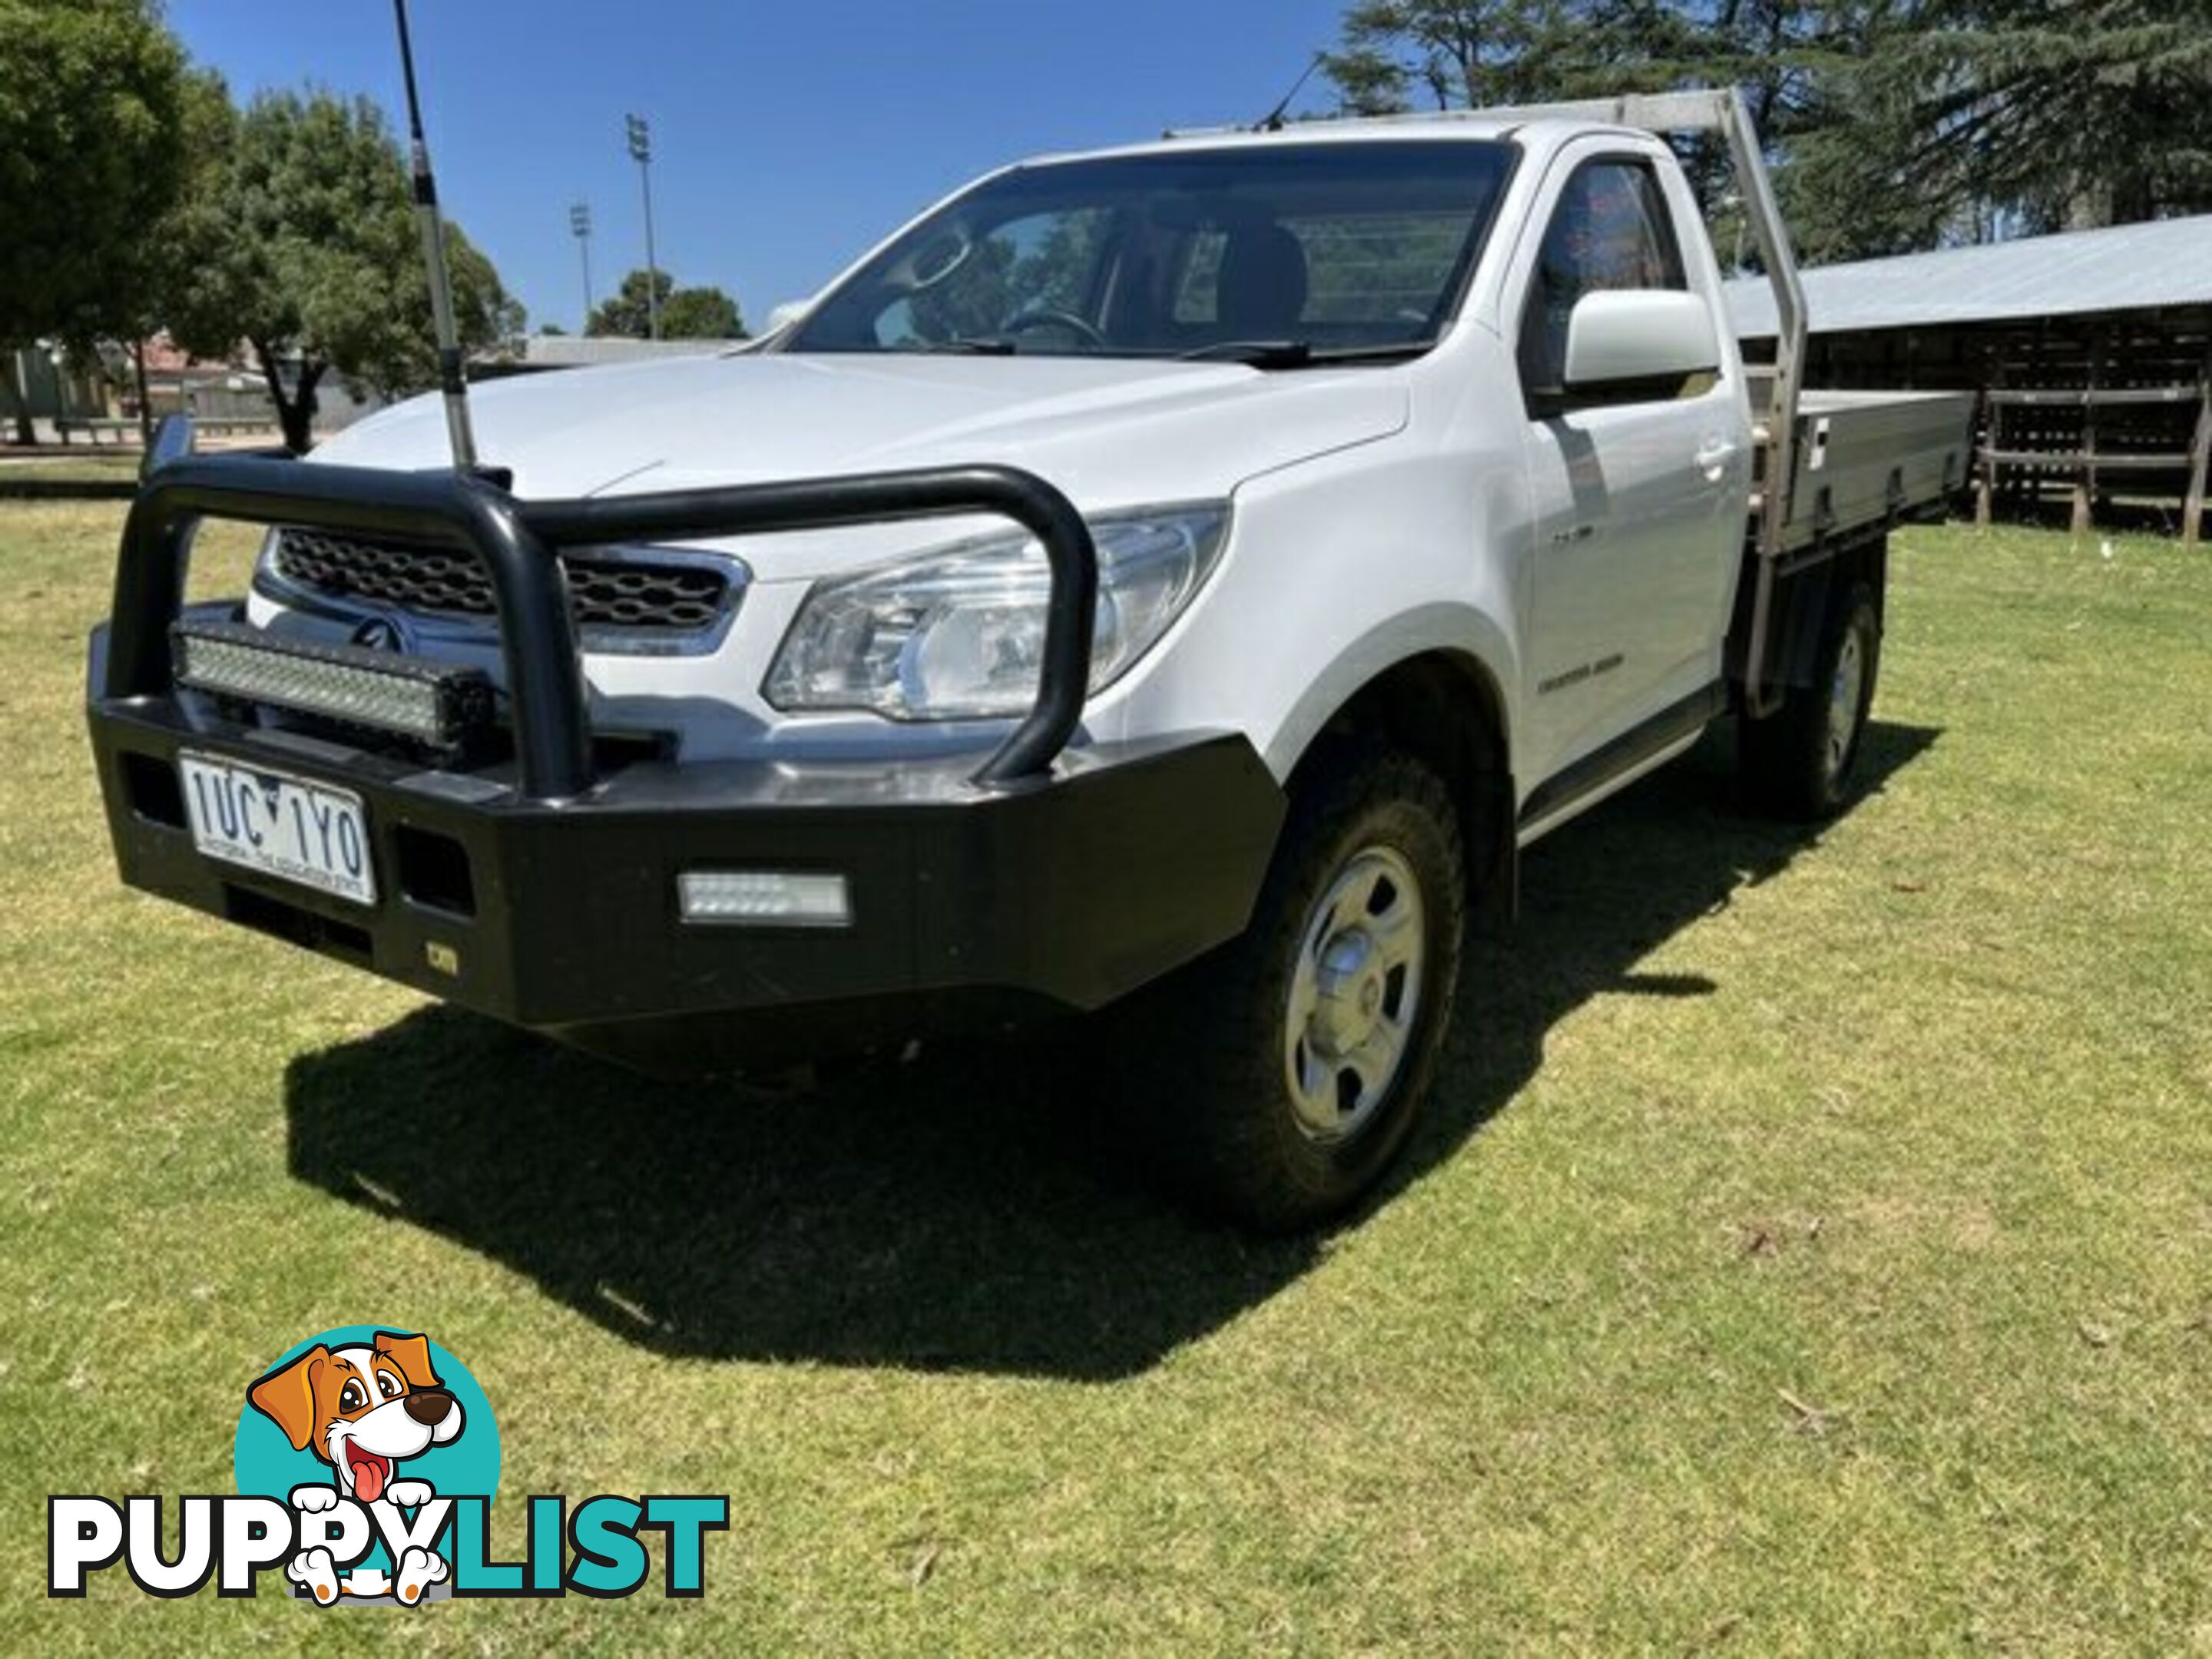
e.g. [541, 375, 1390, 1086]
[90, 92, 1970, 1227]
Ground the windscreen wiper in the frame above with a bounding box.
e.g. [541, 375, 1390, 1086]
[1176, 340, 1432, 369]
[1177, 339, 1313, 367]
[919, 336, 1018, 356]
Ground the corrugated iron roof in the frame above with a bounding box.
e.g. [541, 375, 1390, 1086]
[1726, 214, 2212, 338]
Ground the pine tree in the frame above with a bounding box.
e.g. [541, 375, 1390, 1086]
[1872, 2, 2212, 233]
[1319, 2, 1687, 116]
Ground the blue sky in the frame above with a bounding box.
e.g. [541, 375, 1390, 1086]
[167, 0, 1352, 334]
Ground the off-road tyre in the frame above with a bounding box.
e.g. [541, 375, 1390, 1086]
[1120, 747, 1466, 1232]
[1740, 581, 1881, 820]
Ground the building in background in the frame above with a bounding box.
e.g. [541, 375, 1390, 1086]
[1730, 216, 2212, 542]
[471, 334, 731, 382]
[132, 337, 275, 424]
[3, 345, 108, 434]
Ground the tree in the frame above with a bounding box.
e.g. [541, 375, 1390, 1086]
[165, 89, 522, 452]
[106, 67, 238, 439]
[1863, 2, 2212, 235]
[1320, 1, 1686, 116]
[0, 0, 190, 442]
[586, 269, 668, 338]
[1318, 0, 2212, 263]
[1755, 3, 1968, 261]
[658, 285, 746, 339]
[588, 269, 747, 339]
[1638, 3, 1929, 264]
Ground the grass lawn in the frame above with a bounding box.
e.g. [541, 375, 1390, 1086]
[2, 502, 2207, 1654]
[0, 455, 141, 489]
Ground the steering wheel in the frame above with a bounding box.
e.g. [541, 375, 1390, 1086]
[1002, 308, 1108, 349]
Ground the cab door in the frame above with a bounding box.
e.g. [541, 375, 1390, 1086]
[1505, 147, 1751, 786]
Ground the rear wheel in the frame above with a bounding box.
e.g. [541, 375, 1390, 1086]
[1121, 749, 1466, 1231]
[1740, 581, 1881, 820]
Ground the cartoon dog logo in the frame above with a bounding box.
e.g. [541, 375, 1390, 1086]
[247, 1330, 465, 1605]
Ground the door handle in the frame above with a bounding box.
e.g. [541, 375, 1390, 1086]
[1694, 437, 1742, 482]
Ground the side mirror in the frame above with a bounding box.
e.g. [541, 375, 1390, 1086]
[1563, 290, 1720, 393]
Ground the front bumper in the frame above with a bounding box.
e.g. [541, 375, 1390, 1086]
[86, 437, 1285, 1071]
[89, 666, 1283, 1068]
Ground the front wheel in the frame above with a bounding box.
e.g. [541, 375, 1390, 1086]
[1120, 749, 1466, 1231]
[1740, 581, 1881, 820]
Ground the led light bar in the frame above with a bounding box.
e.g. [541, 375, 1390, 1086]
[171, 619, 492, 746]
[677, 870, 853, 929]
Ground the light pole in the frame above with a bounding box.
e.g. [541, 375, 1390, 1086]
[569, 201, 594, 329]
[625, 113, 660, 339]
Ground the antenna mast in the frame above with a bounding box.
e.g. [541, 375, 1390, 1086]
[1257, 54, 1323, 132]
[392, 0, 479, 471]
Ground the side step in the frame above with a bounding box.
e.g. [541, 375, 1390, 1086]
[1516, 682, 1727, 834]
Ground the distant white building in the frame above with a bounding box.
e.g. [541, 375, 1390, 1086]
[482, 336, 739, 378]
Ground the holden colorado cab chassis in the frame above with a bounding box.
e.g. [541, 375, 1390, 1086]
[87, 91, 1970, 1227]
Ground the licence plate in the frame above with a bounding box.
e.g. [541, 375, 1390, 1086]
[179, 752, 376, 906]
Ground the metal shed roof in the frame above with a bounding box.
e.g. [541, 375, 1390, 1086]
[1725, 214, 2212, 339]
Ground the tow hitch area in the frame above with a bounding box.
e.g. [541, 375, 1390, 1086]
[87, 428, 1284, 1071]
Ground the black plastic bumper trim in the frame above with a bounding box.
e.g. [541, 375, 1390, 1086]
[88, 678, 1286, 1052]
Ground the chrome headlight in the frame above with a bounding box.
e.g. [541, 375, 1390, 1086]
[764, 504, 1229, 720]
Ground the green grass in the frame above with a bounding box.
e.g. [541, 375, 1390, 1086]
[3, 503, 2208, 1654]
[0, 454, 142, 485]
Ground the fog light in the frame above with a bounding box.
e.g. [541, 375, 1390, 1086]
[677, 870, 852, 928]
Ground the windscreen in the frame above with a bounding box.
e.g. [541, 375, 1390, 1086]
[789, 141, 1516, 362]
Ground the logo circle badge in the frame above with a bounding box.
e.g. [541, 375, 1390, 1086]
[235, 1326, 500, 1605]
[349, 615, 410, 653]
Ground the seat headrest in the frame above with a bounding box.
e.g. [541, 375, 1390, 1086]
[1217, 224, 1309, 338]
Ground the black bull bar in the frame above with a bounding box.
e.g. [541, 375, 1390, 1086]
[106, 418, 1101, 795]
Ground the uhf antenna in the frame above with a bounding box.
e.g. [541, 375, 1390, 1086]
[1256, 53, 1323, 132]
[392, 0, 479, 472]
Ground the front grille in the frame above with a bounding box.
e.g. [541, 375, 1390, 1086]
[271, 528, 733, 637]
